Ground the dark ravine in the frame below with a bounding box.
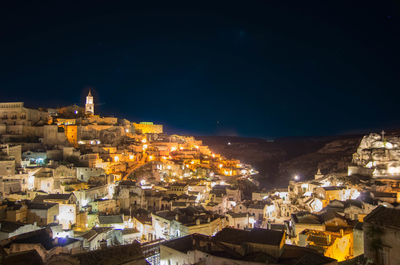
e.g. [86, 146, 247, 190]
[196, 134, 364, 190]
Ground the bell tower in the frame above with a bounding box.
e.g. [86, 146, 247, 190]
[85, 89, 94, 115]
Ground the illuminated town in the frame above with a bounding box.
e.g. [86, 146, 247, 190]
[0, 92, 399, 265]
[2, 1, 400, 264]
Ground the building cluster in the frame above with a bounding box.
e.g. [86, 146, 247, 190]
[158, 131, 400, 265]
[0, 93, 399, 265]
[0, 92, 256, 264]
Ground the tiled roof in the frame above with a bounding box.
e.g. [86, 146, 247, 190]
[214, 227, 284, 246]
[27, 202, 58, 210]
[121, 228, 139, 235]
[364, 205, 400, 229]
[279, 244, 336, 265]
[162, 234, 197, 253]
[3, 249, 43, 265]
[322, 186, 344, 191]
[98, 215, 124, 224]
[0, 221, 26, 233]
[227, 212, 248, 218]
[72, 242, 146, 265]
[33, 193, 74, 202]
[81, 227, 113, 241]
[292, 212, 322, 225]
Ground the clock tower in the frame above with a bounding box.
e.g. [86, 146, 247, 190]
[85, 89, 94, 115]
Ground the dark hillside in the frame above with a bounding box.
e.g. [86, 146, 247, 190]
[197, 135, 363, 189]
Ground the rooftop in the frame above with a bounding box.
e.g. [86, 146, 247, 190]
[364, 205, 400, 229]
[0, 221, 28, 233]
[27, 202, 58, 210]
[98, 215, 124, 224]
[33, 193, 74, 202]
[214, 227, 284, 246]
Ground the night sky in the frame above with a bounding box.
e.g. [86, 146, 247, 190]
[1, 1, 399, 138]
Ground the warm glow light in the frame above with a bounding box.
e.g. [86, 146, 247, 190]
[114, 156, 119, 162]
[351, 190, 361, 200]
[149, 155, 154, 161]
[294, 175, 299, 181]
[141, 138, 147, 143]
[267, 204, 276, 214]
[82, 199, 88, 207]
[219, 164, 223, 168]
[143, 144, 148, 150]
[388, 166, 400, 175]
[28, 175, 35, 190]
[212, 154, 215, 158]
[312, 199, 323, 212]
[195, 145, 199, 149]
[129, 155, 134, 160]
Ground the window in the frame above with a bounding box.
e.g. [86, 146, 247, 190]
[378, 247, 390, 265]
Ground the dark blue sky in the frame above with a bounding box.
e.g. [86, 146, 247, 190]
[1, 0, 399, 137]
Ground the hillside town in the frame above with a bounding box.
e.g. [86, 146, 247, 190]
[0, 92, 399, 265]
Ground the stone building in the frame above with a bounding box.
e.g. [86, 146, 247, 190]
[27, 202, 59, 226]
[160, 228, 337, 265]
[133, 122, 163, 134]
[364, 206, 400, 265]
[0, 102, 48, 126]
[152, 206, 227, 240]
